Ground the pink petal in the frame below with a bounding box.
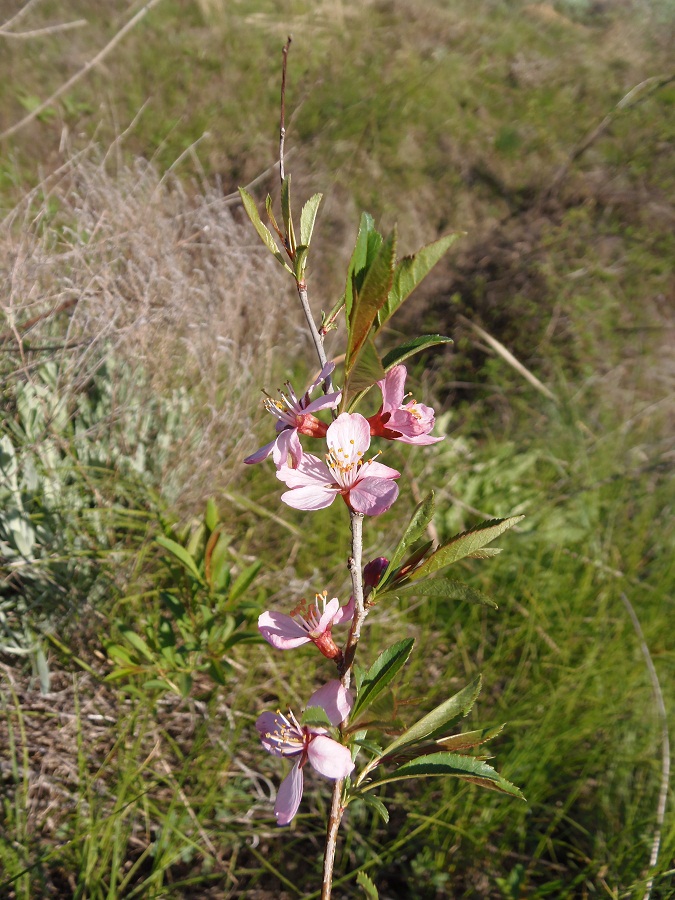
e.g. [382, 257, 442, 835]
[244, 438, 277, 465]
[277, 454, 332, 488]
[349, 478, 399, 516]
[359, 460, 400, 480]
[378, 365, 406, 412]
[303, 390, 342, 414]
[307, 735, 355, 780]
[274, 761, 304, 826]
[317, 597, 341, 633]
[306, 361, 336, 395]
[258, 611, 311, 650]
[308, 680, 353, 726]
[272, 429, 303, 468]
[395, 432, 443, 445]
[280, 484, 337, 511]
[327, 413, 371, 465]
[332, 595, 355, 626]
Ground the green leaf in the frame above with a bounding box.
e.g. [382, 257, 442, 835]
[357, 871, 380, 899]
[375, 233, 463, 331]
[352, 638, 414, 719]
[265, 194, 282, 236]
[300, 193, 323, 246]
[363, 751, 524, 799]
[294, 244, 310, 282]
[385, 724, 505, 763]
[156, 535, 204, 583]
[120, 628, 156, 663]
[105, 643, 135, 666]
[381, 334, 453, 371]
[346, 228, 397, 373]
[301, 706, 333, 728]
[380, 676, 482, 757]
[280, 175, 296, 254]
[377, 493, 435, 592]
[205, 498, 219, 532]
[238, 188, 292, 272]
[410, 516, 524, 581]
[360, 795, 389, 825]
[343, 337, 385, 407]
[228, 559, 262, 603]
[378, 577, 498, 609]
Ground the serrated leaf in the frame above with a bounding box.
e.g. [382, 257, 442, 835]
[300, 193, 323, 246]
[265, 194, 282, 237]
[357, 871, 380, 899]
[376, 233, 462, 331]
[238, 188, 292, 272]
[363, 751, 524, 799]
[377, 493, 435, 592]
[410, 517, 524, 581]
[386, 724, 505, 763]
[156, 535, 204, 582]
[360, 795, 389, 826]
[381, 334, 453, 371]
[343, 337, 385, 407]
[301, 705, 333, 728]
[378, 577, 498, 609]
[380, 677, 482, 758]
[346, 228, 397, 373]
[228, 559, 262, 603]
[352, 638, 414, 719]
[280, 176, 296, 254]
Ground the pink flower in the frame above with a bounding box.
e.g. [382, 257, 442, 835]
[256, 680, 355, 825]
[368, 365, 443, 445]
[276, 412, 400, 516]
[258, 591, 354, 660]
[244, 362, 342, 468]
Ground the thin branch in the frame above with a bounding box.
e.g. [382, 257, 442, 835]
[0, 0, 165, 142]
[0, 19, 87, 38]
[0, 0, 41, 32]
[279, 35, 292, 185]
[619, 592, 670, 900]
[544, 73, 675, 200]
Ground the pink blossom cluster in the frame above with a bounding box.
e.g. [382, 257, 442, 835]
[252, 364, 442, 824]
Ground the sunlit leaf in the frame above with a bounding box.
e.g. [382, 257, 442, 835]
[378, 577, 498, 608]
[376, 493, 435, 592]
[381, 334, 453, 371]
[238, 187, 292, 272]
[156, 535, 204, 582]
[352, 638, 414, 719]
[410, 517, 524, 581]
[300, 193, 323, 246]
[346, 228, 397, 373]
[357, 871, 380, 898]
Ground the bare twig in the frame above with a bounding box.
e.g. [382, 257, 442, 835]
[0, 0, 164, 142]
[279, 35, 292, 185]
[544, 73, 675, 200]
[0, 0, 41, 32]
[458, 314, 558, 403]
[0, 19, 86, 38]
[619, 592, 670, 900]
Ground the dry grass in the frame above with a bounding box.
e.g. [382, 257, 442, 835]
[0, 147, 305, 505]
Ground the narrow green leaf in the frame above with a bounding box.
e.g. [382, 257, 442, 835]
[357, 871, 380, 899]
[381, 677, 482, 757]
[294, 244, 310, 281]
[105, 643, 135, 666]
[352, 638, 414, 719]
[343, 337, 385, 407]
[378, 577, 498, 609]
[121, 628, 156, 663]
[410, 517, 524, 581]
[238, 187, 292, 272]
[381, 334, 453, 371]
[301, 705, 333, 728]
[375, 233, 463, 331]
[363, 751, 524, 799]
[156, 535, 204, 582]
[346, 228, 397, 373]
[300, 193, 323, 246]
[377, 493, 435, 592]
[205, 498, 219, 532]
[385, 725, 505, 763]
[265, 194, 282, 236]
[359, 795, 389, 826]
[228, 559, 262, 603]
[280, 175, 296, 253]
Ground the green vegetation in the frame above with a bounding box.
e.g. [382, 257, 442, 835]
[1, 0, 673, 897]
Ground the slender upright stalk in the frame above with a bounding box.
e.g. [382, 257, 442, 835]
[322, 511, 365, 899]
[279, 36, 291, 186]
